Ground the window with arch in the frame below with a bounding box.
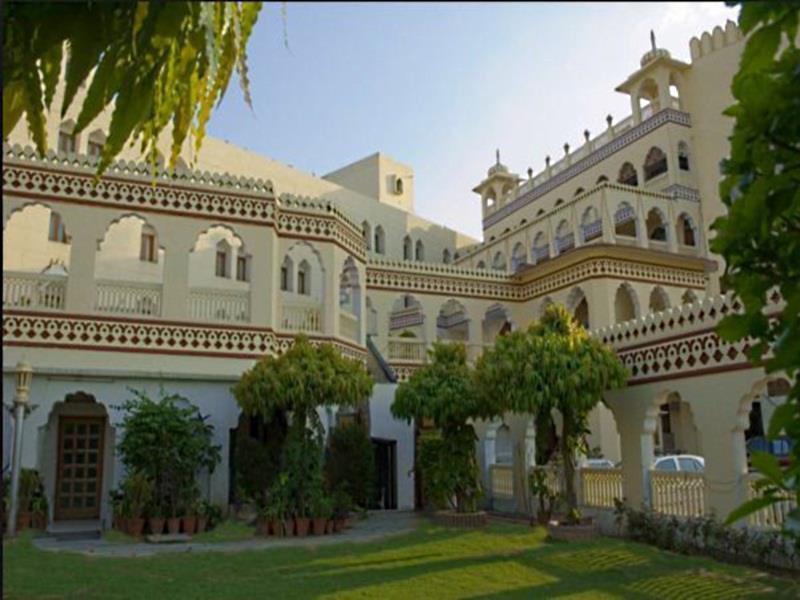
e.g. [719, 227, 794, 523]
[215, 240, 231, 277]
[532, 232, 550, 263]
[280, 256, 293, 291]
[48, 211, 68, 243]
[476, 260, 486, 270]
[581, 206, 602, 243]
[374, 226, 385, 255]
[297, 260, 311, 295]
[677, 213, 697, 246]
[403, 235, 412, 261]
[682, 289, 697, 305]
[618, 162, 638, 186]
[614, 284, 638, 323]
[574, 187, 585, 197]
[415, 239, 425, 262]
[495, 425, 512, 465]
[58, 123, 77, 154]
[492, 251, 506, 271]
[649, 287, 670, 313]
[614, 202, 637, 238]
[511, 242, 527, 272]
[394, 176, 404, 194]
[646, 208, 667, 241]
[554, 198, 565, 207]
[453, 251, 460, 261]
[596, 175, 609, 184]
[574, 297, 589, 329]
[140, 224, 158, 263]
[678, 142, 690, 171]
[362, 221, 372, 250]
[536, 208, 546, 217]
[556, 220, 574, 254]
[442, 248, 451, 264]
[485, 191, 496, 210]
[644, 146, 668, 181]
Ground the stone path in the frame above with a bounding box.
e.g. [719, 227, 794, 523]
[33, 510, 420, 558]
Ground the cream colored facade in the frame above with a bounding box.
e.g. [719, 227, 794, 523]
[3, 20, 791, 528]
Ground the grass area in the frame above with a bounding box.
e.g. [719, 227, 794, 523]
[4, 521, 797, 599]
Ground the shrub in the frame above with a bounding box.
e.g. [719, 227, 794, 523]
[234, 435, 275, 507]
[324, 423, 376, 509]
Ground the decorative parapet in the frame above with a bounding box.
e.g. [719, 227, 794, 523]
[483, 108, 692, 229]
[590, 291, 783, 385]
[662, 184, 700, 202]
[2, 310, 366, 363]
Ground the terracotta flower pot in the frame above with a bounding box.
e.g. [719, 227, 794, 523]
[312, 517, 327, 535]
[127, 518, 145, 538]
[325, 519, 334, 534]
[148, 517, 165, 536]
[295, 517, 310, 537]
[16, 512, 32, 531]
[269, 519, 284, 537]
[283, 518, 295, 537]
[182, 516, 197, 535]
[196, 516, 208, 534]
[166, 517, 181, 535]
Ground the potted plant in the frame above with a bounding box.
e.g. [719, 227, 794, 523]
[147, 499, 165, 536]
[311, 489, 332, 535]
[124, 471, 153, 538]
[31, 494, 48, 530]
[331, 488, 352, 533]
[109, 487, 124, 531]
[16, 469, 41, 531]
[180, 485, 199, 535]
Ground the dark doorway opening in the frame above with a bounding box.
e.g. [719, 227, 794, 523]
[371, 438, 397, 510]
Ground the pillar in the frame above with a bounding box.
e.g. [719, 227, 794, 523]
[64, 220, 106, 313]
[160, 228, 195, 320]
[608, 393, 657, 509]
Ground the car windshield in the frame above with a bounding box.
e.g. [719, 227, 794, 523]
[678, 457, 701, 472]
[656, 458, 677, 471]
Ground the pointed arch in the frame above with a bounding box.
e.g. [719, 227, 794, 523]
[403, 235, 412, 261]
[362, 220, 372, 250]
[614, 202, 637, 238]
[618, 162, 638, 186]
[644, 146, 668, 181]
[374, 225, 385, 254]
[676, 213, 697, 247]
[415, 239, 425, 262]
[646, 207, 668, 241]
[649, 286, 670, 313]
[492, 251, 506, 271]
[581, 206, 602, 243]
[511, 242, 527, 272]
[614, 283, 639, 323]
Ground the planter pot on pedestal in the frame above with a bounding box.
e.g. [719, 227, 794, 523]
[295, 517, 310, 537]
[182, 516, 197, 535]
[148, 518, 165, 536]
[312, 517, 327, 535]
[127, 518, 145, 538]
[166, 517, 181, 535]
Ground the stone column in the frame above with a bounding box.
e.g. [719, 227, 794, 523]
[160, 228, 195, 321]
[607, 392, 657, 508]
[242, 228, 274, 328]
[64, 220, 106, 313]
[636, 194, 649, 248]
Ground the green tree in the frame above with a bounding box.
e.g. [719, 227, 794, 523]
[392, 342, 500, 513]
[475, 304, 627, 520]
[324, 423, 377, 509]
[3, 2, 265, 175]
[711, 2, 800, 535]
[233, 335, 374, 516]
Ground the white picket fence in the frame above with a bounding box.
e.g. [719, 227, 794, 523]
[650, 471, 706, 518]
[580, 468, 623, 508]
[188, 288, 250, 323]
[746, 474, 797, 530]
[95, 280, 162, 317]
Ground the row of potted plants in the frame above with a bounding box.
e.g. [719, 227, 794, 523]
[256, 481, 353, 538]
[110, 471, 216, 538]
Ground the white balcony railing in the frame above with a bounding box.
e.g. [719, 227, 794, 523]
[490, 464, 514, 499]
[188, 287, 250, 323]
[580, 468, 623, 508]
[339, 309, 359, 341]
[747, 473, 798, 530]
[3, 271, 67, 311]
[281, 300, 323, 333]
[387, 337, 427, 362]
[650, 470, 706, 518]
[95, 280, 162, 317]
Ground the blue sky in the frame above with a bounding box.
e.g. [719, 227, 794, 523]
[208, 2, 738, 240]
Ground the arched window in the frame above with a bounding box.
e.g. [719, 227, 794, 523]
[394, 176, 404, 194]
[646, 208, 667, 241]
[649, 287, 670, 313]
[614, 284, 638, 323]
[581, 206, 602, 243]
[485, 190, 497, 210]
[618, 162, 638, 186]
[554, 198, 564, 207]
[140, 224, 158, 263]
[682, 289, 697, 305]
[297, 260, 311, 295]
[677, 213, 697, 246]
[442, 248, 451, 264]
[644, 146, 668, 181]
[596, 175, 609, 184]
[536, 208, 546, 217]
[495, 425, 512, 465]
[362, 221, 372, 250]
[87, 130, 105, 158]
[556, 220, 574, 254]
[492, 251, 506, 271]
[48, 211, 68, 243]
[236, 249, 250, 282]
[574, 297, 589, 329]
[511, 242, 527, 272]
[374, 226, 385, 255]
[614, 202, 637, 238]
[532, 232, 549, 264]
[281, 256, 293, 292]
[678, 142, 690, 171]
[453, 251, 460, 261]
[403, 235, 412, 261]
[415, 239, 425, 262]
[476, 260, 486, 270]
[215, 240, 230, 277]
[574, 187, 585, 197]
[58, 122, 77, 154]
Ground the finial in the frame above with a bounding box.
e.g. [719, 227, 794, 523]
[545, 155, 550, 167]
[563, 142, 570, 155]
[606, 114, 613, 126]
[650, 29, 656, 52]
[583, 129, 590, 142]
[495, 148, 500, 165]
[527, 167, 533, 179]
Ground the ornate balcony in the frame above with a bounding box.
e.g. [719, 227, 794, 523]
[3, 271, 67, 311]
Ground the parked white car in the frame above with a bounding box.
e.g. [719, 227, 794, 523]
[581, 458, 616, 469]
[652, 454, 705, 473]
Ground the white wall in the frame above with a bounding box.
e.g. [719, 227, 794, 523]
[368, 383, 415, 510]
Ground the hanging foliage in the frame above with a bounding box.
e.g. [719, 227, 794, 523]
[3, 2, 264, 176]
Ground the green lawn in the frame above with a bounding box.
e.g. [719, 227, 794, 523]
[4, 521, 797, 599]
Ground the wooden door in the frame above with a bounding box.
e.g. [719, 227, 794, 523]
[55, 416, 105, 520]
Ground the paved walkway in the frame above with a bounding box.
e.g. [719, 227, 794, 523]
[33, 511, 420, 558]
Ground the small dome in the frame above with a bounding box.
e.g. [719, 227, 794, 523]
[640, 47, 671, 67]
[488, 162, 509, 177]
